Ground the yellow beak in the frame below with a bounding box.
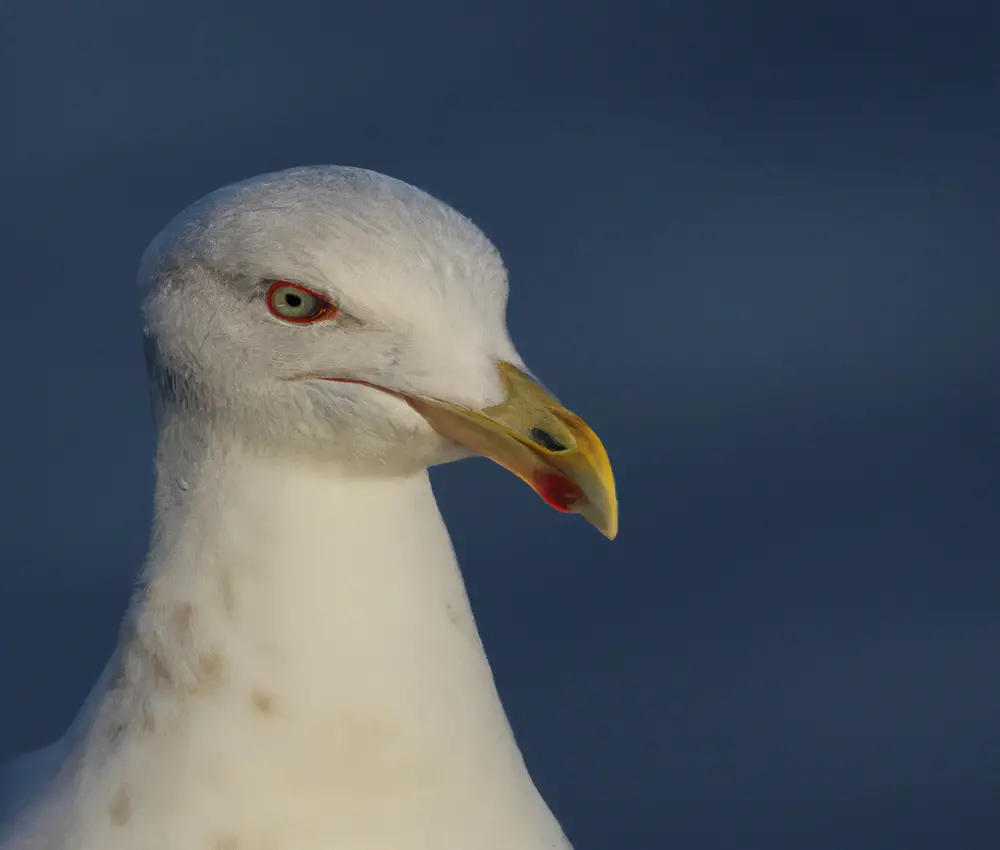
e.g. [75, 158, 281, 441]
[405, 362, 618, 539]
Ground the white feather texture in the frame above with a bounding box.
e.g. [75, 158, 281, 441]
[0, 166, 572, 850]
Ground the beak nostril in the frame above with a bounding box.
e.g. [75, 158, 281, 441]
[529, 427, 567, 453]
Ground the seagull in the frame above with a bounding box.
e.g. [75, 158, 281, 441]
[0, 166, 617, 850]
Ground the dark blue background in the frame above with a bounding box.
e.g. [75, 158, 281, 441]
[2, 2, 998, 847]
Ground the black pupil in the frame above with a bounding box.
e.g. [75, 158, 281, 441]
[530, 427, 567, 452]
[284, 292, 303, 309]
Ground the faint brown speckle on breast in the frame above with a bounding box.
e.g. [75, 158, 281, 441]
[108, 788, 132, 826]
[118, 616, 138, 652]
[250, 689, 278, 715]
[108, 719, 128, 746]
[191, 650, 224, 692]
[209, 834, 240, 850]
[171, 602, 194, 637]
[140, 701, 158, 733]
[151, 652, 175, 686]
[143, 579, 165, 607]
[219, 570, 236, 617]
[445, 601, 461, 627]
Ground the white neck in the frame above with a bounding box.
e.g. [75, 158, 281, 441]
[22, 435, 570, 850]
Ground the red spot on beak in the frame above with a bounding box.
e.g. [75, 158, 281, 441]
[531, 471, 584, 512]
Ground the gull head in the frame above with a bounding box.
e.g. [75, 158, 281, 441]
[139, 166, 617, 537]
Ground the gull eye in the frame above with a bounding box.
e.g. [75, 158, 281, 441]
[266, 282, 336, 323]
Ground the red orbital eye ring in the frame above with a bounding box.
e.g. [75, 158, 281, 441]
[266, 281, 337, 324]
